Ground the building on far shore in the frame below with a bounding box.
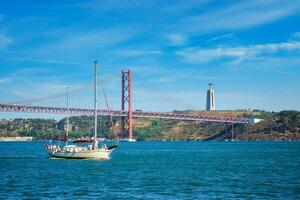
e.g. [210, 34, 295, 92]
[206, 83, 215, 111]
[0, 136, 33, 141]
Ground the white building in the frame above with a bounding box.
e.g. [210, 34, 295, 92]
[206, 83, 215, 111]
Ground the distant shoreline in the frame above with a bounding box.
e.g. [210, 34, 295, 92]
[0, 136, 33, 142]
[1, 138, 299, 142]
[1, 110, 299, 141]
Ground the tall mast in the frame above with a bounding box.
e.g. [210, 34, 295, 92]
[66, 86, 69, 145]
[94, 61, 98, 141]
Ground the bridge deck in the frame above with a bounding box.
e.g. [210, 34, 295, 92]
[0, 104, 251, 124]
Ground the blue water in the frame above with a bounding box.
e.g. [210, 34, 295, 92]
[0, 141, 300, 199]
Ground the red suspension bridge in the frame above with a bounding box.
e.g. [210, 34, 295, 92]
[0, 69, 257, 140]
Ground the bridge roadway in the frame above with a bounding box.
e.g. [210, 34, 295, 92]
[0, 104, 252, 124]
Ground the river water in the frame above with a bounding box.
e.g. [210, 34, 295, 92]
[0, 141, 299, 199]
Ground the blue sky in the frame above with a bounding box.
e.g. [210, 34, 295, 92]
[0, 0, 300, 118]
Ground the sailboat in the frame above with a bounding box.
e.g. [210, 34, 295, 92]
[45, 61, 118, 159]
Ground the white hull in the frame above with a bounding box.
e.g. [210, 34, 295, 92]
[120, 138, 136, 142]
[46, 145, 116, 160]
[48, 149, 112, 160]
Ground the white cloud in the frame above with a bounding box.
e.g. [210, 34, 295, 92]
[0, 14, 12, 50]
[292, 32, 300, 39]
[26, 27, 138, 59]
[81, 0, 209, 14]
[0, 67, 85, 100]
[0, 34, 12, 50]
[0, 77, 12, 84]
[175, 0, 300, 34]
[114, 50, 163, 57]
[150, 77, 175, 83]
[207, 33, 234, 43]
[177, 48, 246, 63]
[167, 34, 186, 46]
[176, 41, 300, 63]
[17, 58, 91, 66]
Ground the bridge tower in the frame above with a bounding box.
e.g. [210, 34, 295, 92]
[121, 69, 133, 139]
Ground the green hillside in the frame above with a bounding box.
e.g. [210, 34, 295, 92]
[0, 110, 299, 141]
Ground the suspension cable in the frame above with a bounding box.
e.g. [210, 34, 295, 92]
[2, 87, 88, 105]
[101, 81, 116, 136]
[135, 78, 198, 110]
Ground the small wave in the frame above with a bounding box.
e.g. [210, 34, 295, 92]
[0, 156, 37, 159]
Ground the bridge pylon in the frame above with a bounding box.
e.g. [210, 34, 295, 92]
[121, 69, 133, 139]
